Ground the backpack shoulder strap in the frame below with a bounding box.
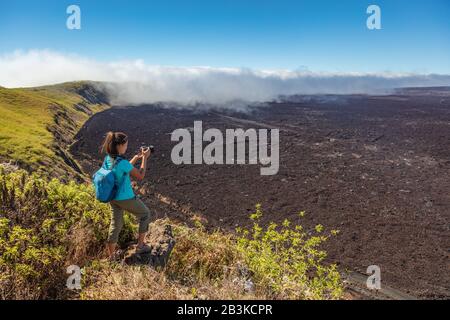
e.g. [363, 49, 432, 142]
[102, 155, 123, 170]
[113, 156, 124, 170]
[101, 156, 109, 169]
[112, 157, 127, 190]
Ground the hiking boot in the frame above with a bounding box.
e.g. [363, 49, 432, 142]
[135, 244, 152, 254]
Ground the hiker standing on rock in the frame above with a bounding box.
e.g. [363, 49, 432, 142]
[98, 131, 152, 260]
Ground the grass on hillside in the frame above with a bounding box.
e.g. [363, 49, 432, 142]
[82, 215, 343, 300]
[0, 82, 108, 177]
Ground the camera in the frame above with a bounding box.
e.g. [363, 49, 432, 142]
[140, 145, 155, 154]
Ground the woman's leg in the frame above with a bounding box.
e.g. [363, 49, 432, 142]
[113, 197, 151, 248]
[134, 198, 151, 247]
[107, 201, 124, 257]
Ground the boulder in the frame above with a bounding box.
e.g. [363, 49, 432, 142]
[123, 222, 176, 268]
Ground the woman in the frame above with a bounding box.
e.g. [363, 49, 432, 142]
[100, 131, 152, 259]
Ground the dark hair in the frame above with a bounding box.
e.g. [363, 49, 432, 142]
[101, 131, 128, 157]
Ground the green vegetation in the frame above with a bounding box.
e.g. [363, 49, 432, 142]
[0, 168, 135, 299]
[0, 82, 109, 178]
[236, 204, 342, 299]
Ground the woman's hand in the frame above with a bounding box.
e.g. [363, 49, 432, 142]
[141, 147, 151, 159]
[131, 148, 150, 181]
[130, 153, 143, 165]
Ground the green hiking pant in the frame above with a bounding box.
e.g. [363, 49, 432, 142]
[107, 197, 151, 243]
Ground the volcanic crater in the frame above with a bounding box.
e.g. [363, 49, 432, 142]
[71, 88, 450, 299]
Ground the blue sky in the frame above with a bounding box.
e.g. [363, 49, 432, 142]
[0, 0, 449, 73]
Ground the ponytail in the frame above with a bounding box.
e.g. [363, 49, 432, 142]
[101, 131, 128, 157]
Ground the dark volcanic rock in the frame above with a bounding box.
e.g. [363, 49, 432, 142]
[124, 222, 176, 268]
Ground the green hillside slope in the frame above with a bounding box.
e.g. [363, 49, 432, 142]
[0, 82, 109, 179]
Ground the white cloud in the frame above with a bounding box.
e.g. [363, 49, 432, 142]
[1, 49, 449, 106]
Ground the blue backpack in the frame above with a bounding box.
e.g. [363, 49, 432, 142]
[93, 156, 123, 203]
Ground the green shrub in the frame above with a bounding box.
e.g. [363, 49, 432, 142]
[0, 168, 135, 299]
[81, 208, 343, 300]
[236, 204, 343, 299]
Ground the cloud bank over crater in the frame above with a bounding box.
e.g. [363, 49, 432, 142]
[1, 50, 450, 106]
